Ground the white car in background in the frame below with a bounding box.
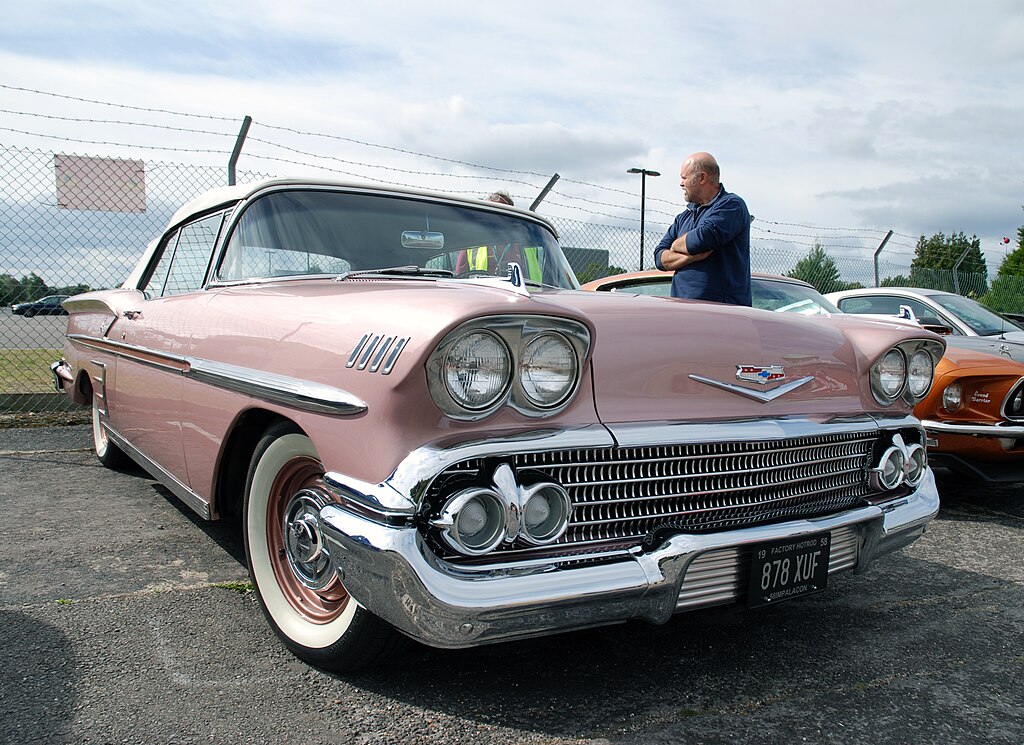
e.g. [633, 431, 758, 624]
[825, 287, 1024, 343]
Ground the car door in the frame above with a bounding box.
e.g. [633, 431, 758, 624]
[105, 212, 226, 488]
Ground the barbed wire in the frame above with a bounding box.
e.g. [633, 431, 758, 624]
[0, 84, 238, 122]
[1, 83, 1002, 254]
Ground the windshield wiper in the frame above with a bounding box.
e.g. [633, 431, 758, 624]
[335, 266, 454, 281]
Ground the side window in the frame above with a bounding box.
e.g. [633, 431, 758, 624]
[144, 230, 180, 297]
[143, 213, 225, 298]
[837, 295, 901, 314]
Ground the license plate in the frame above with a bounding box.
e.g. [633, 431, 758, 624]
[747, 532, 831, 608]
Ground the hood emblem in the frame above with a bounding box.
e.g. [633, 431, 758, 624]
[689, 368, 815, 403]
[736, 364, 786, 385]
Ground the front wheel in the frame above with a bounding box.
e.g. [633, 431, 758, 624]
[243, 423, 407, 672]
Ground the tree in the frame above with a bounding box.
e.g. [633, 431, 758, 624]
[996, 226, 1024, 278]
[575, 262, 628, 284]
[910, 232, 987, 295]
[786, 242, 853, 295]
[981, 225, 1024, 313]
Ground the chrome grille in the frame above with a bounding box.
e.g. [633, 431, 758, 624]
[427, 430, 881, 560]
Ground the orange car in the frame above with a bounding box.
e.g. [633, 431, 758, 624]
[583, 270, 1024, 482]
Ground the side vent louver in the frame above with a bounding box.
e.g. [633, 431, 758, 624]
[346, 333, 410, 375]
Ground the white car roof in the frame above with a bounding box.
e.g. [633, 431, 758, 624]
[122, 178, 556, 290]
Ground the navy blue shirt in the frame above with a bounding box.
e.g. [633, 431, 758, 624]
[654, 185, 752, 305]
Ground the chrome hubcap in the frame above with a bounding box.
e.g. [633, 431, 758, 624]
[282, 489, 335, 591]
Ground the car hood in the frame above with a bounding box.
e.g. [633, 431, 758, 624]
[939, 340, 1024, 374]
[71, 279, 938, 430]
[559, 291, 935, 422]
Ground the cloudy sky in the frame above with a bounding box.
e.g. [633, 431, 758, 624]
[2, 0, 1023, 275]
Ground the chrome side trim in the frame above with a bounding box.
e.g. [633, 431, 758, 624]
[69, 335, 188, 373]
[91, 360, 109, 417]
[606, 414, 917, 449]
[188, 359, 367, 416]
[689, 374, 814, 402]
[102, 424, 211, 520]
[921, 419, 1024, 438]
[67, 333, 366, 416]
[346, 333, 410, 375]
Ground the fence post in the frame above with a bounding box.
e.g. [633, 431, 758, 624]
[952, 247, 971, 295]
[873, 229, 893, 287]
[530, 173, 560, 211]
[228, 115, 253, 186]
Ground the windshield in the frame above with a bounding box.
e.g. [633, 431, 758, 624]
[752, 277, 839, 315]
[216, 189, 578, 289]
[930, 293, 1023, 336]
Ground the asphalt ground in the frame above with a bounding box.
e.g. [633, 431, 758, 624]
[1, 425, 1022, 745]
[0, 308, 67, 350]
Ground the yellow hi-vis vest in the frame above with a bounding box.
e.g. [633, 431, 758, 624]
[522, 247, 542, 282]
[468, 246, 490, 270]
[468, 245, 542, 282]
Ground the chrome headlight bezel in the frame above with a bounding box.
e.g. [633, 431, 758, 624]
[870, 339, 943, 407]
[427, 315, 590, 420]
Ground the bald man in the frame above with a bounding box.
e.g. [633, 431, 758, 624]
[654, 152, 751, 305]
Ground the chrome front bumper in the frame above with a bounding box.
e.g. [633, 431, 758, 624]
[317, 468, 939, 649]
[922, 419, 1024, 438]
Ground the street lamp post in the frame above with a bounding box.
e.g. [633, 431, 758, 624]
[627, 167, 660, 270]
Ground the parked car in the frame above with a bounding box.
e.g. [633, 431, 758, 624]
[582, 270, 891, 320]
[584, 271, 1024, 482]
[825, 287, 1024, 342]
[52, 179, 944, 672]
[11, 294, 68, 317]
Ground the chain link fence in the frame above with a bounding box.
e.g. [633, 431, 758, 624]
[1, 144, 1020, 416]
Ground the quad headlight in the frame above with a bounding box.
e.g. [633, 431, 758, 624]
[519, 332, 578, 408]
[442, 331, 511, 410]
[870, 340, 942, 406]
[877, 349, 907, 399]
[428, 316, 590, 420]
[907, 350, 934, 398]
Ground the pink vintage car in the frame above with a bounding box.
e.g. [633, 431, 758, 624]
[52, 179, 945, 672]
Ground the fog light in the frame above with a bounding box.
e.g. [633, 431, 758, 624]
[942, 382, 962, 412]
[904, 444, 927, 486]
[519, 483, 572, 545]
[870, 446, 906, 491]
[431, 489, 507, 556]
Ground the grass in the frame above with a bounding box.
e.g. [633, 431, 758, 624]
[211, 581, 254, 594]
[0, 348, 62, 394]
